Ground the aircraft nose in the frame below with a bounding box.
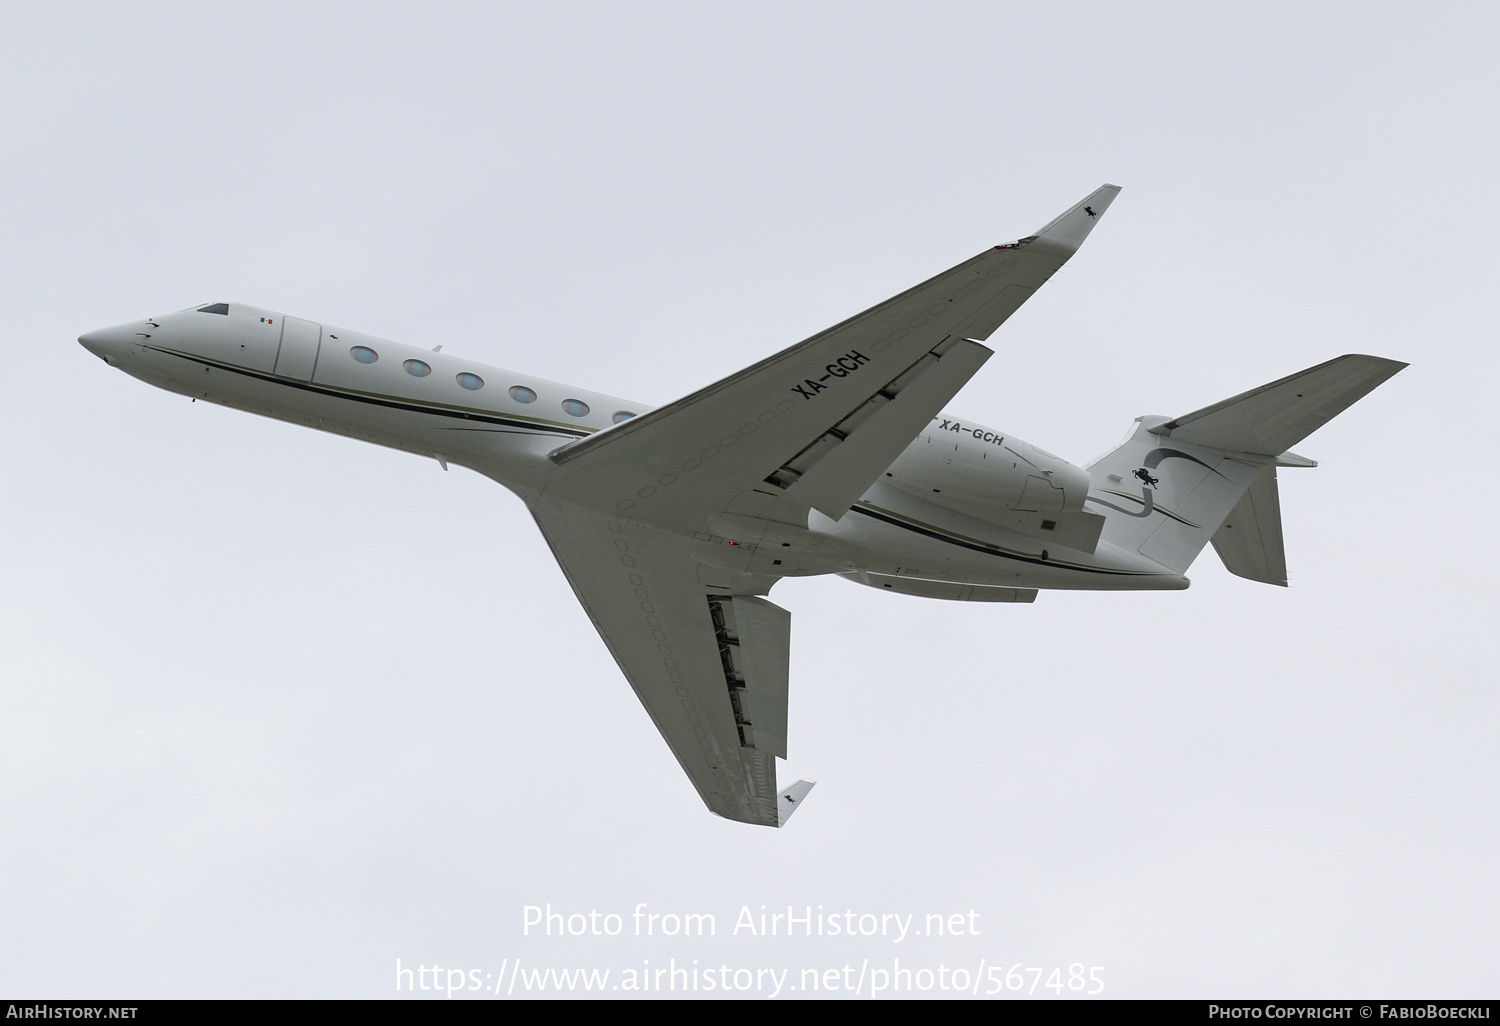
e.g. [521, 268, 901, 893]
[79, 322, 148, 364]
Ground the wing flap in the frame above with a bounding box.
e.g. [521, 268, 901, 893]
[711, 595, 790, 759]
[769, 338, 993, 519]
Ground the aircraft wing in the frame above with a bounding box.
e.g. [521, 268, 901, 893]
[531, 187, 1120, 823]
[532, 497, 809, 827]
[544, 184, 1122, 530]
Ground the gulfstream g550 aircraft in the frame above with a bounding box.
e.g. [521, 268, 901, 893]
[79, 186, 1404, 827]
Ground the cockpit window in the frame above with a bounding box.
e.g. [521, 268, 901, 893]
[196, 303, 230, 315]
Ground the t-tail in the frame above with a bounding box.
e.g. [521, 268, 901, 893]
[1084, 355, 1407, 584]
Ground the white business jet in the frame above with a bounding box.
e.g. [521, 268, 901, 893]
[79, 186, 1404, 827]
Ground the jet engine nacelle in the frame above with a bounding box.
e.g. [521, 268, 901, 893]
[886, 417, 1091, 518]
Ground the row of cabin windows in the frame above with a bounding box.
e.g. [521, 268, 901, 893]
[348, 345, 635, 422]
[192, 310, 639, 423]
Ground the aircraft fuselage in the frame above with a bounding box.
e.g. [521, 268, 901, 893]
[79, 301, 1186, 595]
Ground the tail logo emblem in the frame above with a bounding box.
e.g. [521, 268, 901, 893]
[1087, 448, 1227, 523]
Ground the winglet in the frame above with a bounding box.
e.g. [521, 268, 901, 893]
[1026, 183, 1122, 257]
[776, 779, 816, 827]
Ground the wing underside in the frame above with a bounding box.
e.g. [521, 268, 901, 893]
[532, 498, 796, 826]
[530, 186, 1122, 823]
[543, 185, 1123, 534]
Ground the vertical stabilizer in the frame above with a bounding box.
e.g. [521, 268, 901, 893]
[1150, 354, 1407, 455]
[1084, 354, 1405, 577]
[1085, 418, 1266, 573]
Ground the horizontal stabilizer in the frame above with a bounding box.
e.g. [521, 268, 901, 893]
[1211, 466, 1288, 586]
[776, 780, 816, 826]
[1150, 354, 1407, 455]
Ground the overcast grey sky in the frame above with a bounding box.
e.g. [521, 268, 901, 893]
[2, 1, 1496, 999]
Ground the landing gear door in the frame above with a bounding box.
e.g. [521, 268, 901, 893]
[274, 316, 322, 381]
